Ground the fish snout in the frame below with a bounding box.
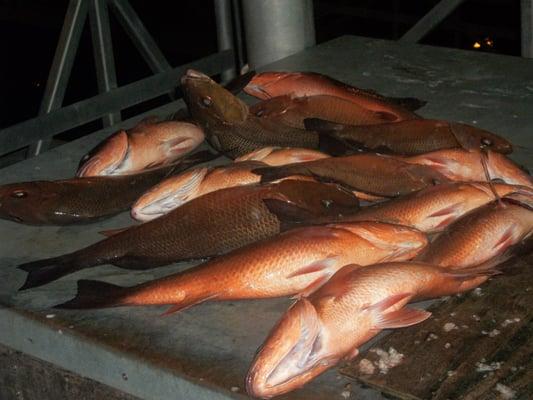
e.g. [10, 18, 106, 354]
[246, 299, 331, 398]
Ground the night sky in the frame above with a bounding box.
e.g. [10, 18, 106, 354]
[0, 0, 522, 131]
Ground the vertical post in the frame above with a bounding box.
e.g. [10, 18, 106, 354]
[214, 0, 236, 82]
[89, 0, 120, 127]
[521, 0, 533, 58]
[231, 0, 245, 72]
[108, 0, 171, 73]
[31, 0, 89, 156]
[241, 0, 315, 69]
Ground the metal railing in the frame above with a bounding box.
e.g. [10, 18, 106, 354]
[0, 0, 236, 161]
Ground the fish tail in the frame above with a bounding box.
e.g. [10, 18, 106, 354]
[18, 253, 87, 290]
[54, 280, 127, 309]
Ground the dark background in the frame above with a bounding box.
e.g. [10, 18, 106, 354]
[0, 0, 521, 130]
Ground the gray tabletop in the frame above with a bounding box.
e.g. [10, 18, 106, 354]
[0, 35, 532, 400]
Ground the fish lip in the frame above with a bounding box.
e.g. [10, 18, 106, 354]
[246, 299, 328, 397]
[184, 69, 209, 81]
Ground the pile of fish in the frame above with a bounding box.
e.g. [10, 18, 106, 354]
[2, 68, 532, 398]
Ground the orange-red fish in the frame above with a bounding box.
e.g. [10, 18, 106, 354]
[398, 149, 532, 187]
[54, 222, 428, 311]
[309, 182, 531, 234]
[132, 147, 329, 221]
[418, 194, 533, 269]
[77, 118, 205, 177]
[244, 71, 422, 121]
[246, 261, 497, 398]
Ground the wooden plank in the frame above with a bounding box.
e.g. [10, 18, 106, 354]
[340, 252, 533, 400]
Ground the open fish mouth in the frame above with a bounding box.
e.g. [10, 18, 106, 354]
[246, 299, 334, 398]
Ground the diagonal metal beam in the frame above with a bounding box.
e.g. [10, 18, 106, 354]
[0, 50, 234, 156]
[89, 0, 121, 127]
[400, 0, 465, 43]
[32, 0, 89, 156]
[108, 0, 172, 73]
[522, 0, 533, 58]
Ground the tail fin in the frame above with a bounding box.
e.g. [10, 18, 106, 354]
[384, 96, 427, 111]
[18, 254, 84, 290]
[54, 280, 127, 309]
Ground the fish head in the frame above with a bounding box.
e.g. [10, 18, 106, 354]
[484, 151, 533, 187]
[0, 182, 56, 224]
[244, 72, 293, 99]
[332, 222, 428, 261]
[276, 180, 360, 217]
[181, 69, 248, 126]
[449, 123, 513, 154]
[246, 299, 339, 398]
[77, 130, 129, 177]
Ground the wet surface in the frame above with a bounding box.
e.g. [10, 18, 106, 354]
[0, 35, 532, 399]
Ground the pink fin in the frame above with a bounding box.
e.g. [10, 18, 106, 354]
[375, 307, 432, 329]
[493, 225, 517, 251]
[160, 293, 219, 316]
[365, 292, 413, 314]
[286, 256, 338, 279]
[435, 215, 457, 229]
[99, 227, 129, 237]
[428, 203, 461, 218]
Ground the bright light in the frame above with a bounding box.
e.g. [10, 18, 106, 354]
[473, 42, 481, 49]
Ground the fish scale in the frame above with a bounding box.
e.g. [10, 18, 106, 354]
[18, 180, 360, 289]
[54, 221, 428, 311]
[418, 199, 533, 268]
[247, 262, 497, 398]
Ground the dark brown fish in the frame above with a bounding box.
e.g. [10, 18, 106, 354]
[253, 154, 448, 197]
[304, 118, 513, 155]
[249, 95, 401, 129]
[18, 180, 359, 289]
[0, 151, 216, 225]
[180, 70, 347, 158]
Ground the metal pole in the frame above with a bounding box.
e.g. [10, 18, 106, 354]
[231, 0, 245, 72]
[521, 0, 533, 57]
[108, 0, 172, 73]
[242, 0, 315, 69]
[400, 0, 464, 43]
[89, 0, 121, 127]
[214, 0, 236, 82]
[32, 0, 89, 156]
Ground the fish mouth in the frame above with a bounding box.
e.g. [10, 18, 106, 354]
[77, 130, 129, 177]
[246, 299, 335, 398]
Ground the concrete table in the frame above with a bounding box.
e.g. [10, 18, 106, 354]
[0, 35, 532, 400]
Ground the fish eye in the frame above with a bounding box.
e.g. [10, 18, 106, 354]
[481, 138, 493, 147]
[11, 190, 28, 199]
[321, 199, 333, 208]
[201, 96, 213, 107]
